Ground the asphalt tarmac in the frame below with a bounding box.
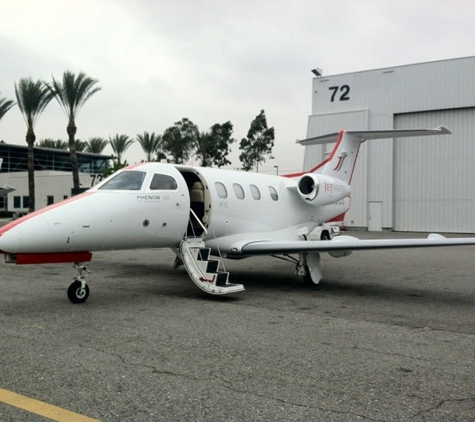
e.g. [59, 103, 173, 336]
[1, 231, 474, 421]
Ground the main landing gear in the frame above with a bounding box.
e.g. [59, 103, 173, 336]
[67, 263, 91, 303]
[272, 252, 323, 286]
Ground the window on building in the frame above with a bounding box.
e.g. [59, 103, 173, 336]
[233, 183, 245, 200]
[13, 196, 21, 208]
[23, 196, 29, 209]
[47, 196, 54, 206]
[250, 184, 261, 200]
[268, 186, 278, 201]
[215, 182, 227, 199]
[149, 174, 178, 190]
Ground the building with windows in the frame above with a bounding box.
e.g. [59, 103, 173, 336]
[304, 56, 475, 232]
[0, 143, 111, 214]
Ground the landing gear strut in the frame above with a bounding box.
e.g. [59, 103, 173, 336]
[297, 252, 323, 286]
[67, 263, 91, 303]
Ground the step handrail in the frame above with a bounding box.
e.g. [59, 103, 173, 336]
[189, 208, 208, 235]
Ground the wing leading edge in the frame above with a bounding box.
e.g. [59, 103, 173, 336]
[238, 234, 475, 256]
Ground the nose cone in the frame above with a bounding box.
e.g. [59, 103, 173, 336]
[0, 215, 51, 253]
[0, 192, 95, 255]
[0, 216, 27, 253]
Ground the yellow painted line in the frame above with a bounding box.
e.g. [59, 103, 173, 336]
[0, 388, 101, 421]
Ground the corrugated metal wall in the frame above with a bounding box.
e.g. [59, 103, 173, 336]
[394, 108, 475, 232]
[305, 56, 475, 232]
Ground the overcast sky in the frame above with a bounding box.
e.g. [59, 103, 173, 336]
[1, 0, 474, 173]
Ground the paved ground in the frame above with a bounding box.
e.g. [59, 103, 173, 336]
[0, 231, 474, 421]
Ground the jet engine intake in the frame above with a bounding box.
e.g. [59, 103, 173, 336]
[297, 174, 351, 206]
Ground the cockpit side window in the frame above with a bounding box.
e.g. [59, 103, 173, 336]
[149, 174, 178, 190]
[99, 171, 145, 190]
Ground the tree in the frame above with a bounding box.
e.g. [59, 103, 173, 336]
[38, 139, 68, 149]
[14, 78, 54, 212]
[196, 121, 235, 167]
[161, 118, 199, 164]
[239, 110, 275, 172]
[109, 134, 134, 165]
[85, 137, 109, 154]
[136, 131, 163, 162]
[48, 71, 101, 195]
[0, 91, 15, 123]
[75, 139, 87, 152]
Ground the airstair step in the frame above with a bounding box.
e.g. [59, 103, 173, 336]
[206, 260, 219, 273]
[215, 272, 229, 287]
[196, 248, 210, 261]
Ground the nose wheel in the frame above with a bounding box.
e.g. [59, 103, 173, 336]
[67, 263, 91, 304]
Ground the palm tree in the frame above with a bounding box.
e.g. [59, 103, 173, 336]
[75, 139, 87, 152]
[136, 131, 162, 162]
[85, 137, 109, 154]
[38, 139, 68, 149]
[0, 91, 15, 123]
[48, 71, 101, 195]
[14, 78, 54, 212]
[109, 134, 134, 164]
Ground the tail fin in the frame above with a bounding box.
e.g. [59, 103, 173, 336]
[296, 126, 450, 183]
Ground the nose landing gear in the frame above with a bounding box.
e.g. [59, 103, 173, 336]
[67, 263, 91, 303]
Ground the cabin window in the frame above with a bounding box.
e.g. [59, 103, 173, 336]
[233, 183, 245, 200]
[268, 186, 278, 201]
[149, 174, 178, 190]
[250, 184, 261, 200]
[99, 171, 146, 190]
[215, 182, 227, 199]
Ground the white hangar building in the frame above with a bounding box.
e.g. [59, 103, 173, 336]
[304, 56, 475, 233]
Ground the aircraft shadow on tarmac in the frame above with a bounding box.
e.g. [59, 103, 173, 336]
[99, 257, 475, 309]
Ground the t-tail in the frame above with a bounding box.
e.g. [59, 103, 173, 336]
[297, 126, 451, 184]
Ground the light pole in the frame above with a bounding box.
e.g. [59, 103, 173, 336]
[274, 165, 279, 175]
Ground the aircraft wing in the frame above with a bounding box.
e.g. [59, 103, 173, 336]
[239, 234, 475, 255]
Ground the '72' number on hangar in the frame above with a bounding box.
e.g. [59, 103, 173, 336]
[329, 85, 350, 102]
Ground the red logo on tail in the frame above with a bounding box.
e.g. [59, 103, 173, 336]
[333, 155, 346, 171]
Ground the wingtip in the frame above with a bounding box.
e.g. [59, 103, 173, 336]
[435, 125, 451, 135]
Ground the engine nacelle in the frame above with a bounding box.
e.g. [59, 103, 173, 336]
[328, 235, 358, 258]
[297, 173, 351, 206]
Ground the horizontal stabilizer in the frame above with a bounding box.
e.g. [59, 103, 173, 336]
[297, 126, 451, 146]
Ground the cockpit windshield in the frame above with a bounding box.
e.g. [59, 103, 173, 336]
[99, 171, 146, 190]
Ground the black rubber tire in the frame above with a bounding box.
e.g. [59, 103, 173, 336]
[321, 231, 330, 241]
[67, 280, 90, 304]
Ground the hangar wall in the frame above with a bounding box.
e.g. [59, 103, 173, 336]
[304, 56, 475, 232]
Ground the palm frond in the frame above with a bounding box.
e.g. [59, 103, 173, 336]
[14, 78, 53, 129]
[0, 92, 16, 121]
[48, 70, 101, 122]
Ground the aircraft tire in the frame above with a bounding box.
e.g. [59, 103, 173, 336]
[67, 280, 90, 304]
[301, 265, 314, 286]
[321, 231, 330, 241]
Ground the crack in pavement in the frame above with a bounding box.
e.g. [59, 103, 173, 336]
[412, 396, 474, 418]
[94, 346, 383, 421]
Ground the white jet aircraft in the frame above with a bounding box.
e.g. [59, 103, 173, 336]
[1, 126, 474, 303]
